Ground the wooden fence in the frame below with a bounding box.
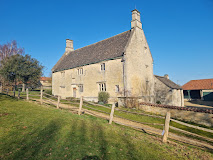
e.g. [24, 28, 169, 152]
[1, 87, 213, 149]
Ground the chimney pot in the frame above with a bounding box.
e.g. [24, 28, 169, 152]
[164, 74, 169, 79]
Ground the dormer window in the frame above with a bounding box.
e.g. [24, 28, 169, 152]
[77, 68, 83, 75]
[101, 63, 105, 71]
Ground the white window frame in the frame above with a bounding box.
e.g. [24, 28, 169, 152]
[77, 68, 83, 75]
[99, 83, 106, 92]
[101, 63, 105, 71]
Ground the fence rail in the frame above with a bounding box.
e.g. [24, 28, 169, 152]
[1, 87, 213, 150]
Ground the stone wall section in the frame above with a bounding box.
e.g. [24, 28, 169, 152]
[139, 104, 213, 127]
[52, 58, 124, 102]
[154, 76, 184, 106]
[124, 27, 155, 102]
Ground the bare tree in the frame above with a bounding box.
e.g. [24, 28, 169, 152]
[0, 40, 24, 62]
[0, 40, 25, 90]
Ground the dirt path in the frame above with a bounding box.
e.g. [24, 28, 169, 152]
[30, 98, 213, 150]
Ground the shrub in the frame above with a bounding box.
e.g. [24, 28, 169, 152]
[156, 101, 161, 104]
[98, 92, 110, 104]
[125, 97, 139, 109]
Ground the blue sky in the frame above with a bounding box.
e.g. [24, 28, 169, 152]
[0, 0, 213, 85]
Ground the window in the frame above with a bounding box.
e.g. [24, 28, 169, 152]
[115, 85, 119, 92]
[61, 71, 65, 78]
[99, 83, 106, 91]
[77, 68, 83, 75]
[101, 63, 105, 71]
[78, 85, 83, 92]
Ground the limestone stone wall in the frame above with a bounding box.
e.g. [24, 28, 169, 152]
[154, 76, 184, 106]
[124, 27, 155, 102]
[139, 105, 213, 127]
[52, 58, 124, 102]
[172, 89, 184, 106]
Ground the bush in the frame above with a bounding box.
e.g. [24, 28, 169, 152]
[156, 100, 161, 104]
[98, 92, 110, 104]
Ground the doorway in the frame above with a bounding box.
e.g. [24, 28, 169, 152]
[73, 87, 76, 98]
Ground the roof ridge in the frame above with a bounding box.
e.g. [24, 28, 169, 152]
[190, 78, 213, 81]
[154, 75, 163, 77]
[70, 30, 131, 53]
[155, 75, 182, 89]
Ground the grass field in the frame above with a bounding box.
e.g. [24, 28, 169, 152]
[82, 102, 213, 142]
[0, 94, 212, 160]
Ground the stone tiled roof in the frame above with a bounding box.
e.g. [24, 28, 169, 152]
[52, 30, 132, 72]
[155, 75, 182, 89]
[182, 79, 213, 90]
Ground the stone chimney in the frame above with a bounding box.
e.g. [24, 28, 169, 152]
[131, 9, 142, 29]
[65, 39, 74, 54]
[164, 74, 169, 79]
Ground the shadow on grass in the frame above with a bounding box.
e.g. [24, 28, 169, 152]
[97, 124, 108, 160]
[0, 93, 17, 101]
[82, 155, 100, 160]
[9, 119, 61, 159]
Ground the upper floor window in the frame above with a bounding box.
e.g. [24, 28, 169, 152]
[61, 71, 65, 78]
[99, 83, 106, 92]
[77, 68, 83, 75]
[101, 63, 105, 71]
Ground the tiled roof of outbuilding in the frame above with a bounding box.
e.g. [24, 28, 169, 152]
[182, 79, 213, 90]
[155, 75, 182, 89]
[40, 77, 51, 81]
[52, 30, 132, 72]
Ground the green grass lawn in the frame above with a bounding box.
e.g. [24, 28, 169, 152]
[82, 103, 213, 142]
[9, 91, 213, 145]
[1, 94, 212, 160]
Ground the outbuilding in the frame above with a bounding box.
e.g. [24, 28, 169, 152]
[182, 79, 213, 101]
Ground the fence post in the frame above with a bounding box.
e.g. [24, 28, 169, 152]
[109, 103, 116, 124]
[162, 112, 171, 143]
[18, 89, 20, 99]
[26, 88, 29, 101]
[0, 85, 2, 93]
[78, 96, 83, 115]
[7, 88, 9, 95]
[57, 96, 61, 109]
[40, 86, 43, 104]
[13, 88, 15, 97]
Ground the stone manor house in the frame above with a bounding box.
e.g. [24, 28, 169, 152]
[52, 9, 184, 107]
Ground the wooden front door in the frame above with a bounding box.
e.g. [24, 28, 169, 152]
[73, 88, 76, 98]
